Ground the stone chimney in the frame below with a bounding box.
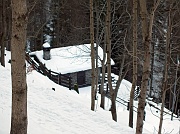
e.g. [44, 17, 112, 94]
[42, 42, 51, 60]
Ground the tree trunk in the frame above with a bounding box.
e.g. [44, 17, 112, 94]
[114, 51, 128, 99]
[149, 41, 155, 97]
[174, 72, 179, 114]
[158, 1, 172, 132]
[111, 93, 117, 121]
[158, 91, 166, 134]
[0, 0, 5, 67]
[136, 0, 160, 133]
[129, 0, 137, 128]
[6, 0, 12, 51]
[10, 0, 28, 134]
[100, 52, 106, 109]
[100, 26, 107, 109]
[90, 0, 96, 111]
[95, 0, 100, 102]
[100, 84, 105, 109]
[0, 32, 5, 66]
[106, 0, 117, 122]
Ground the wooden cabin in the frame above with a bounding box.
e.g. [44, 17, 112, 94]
[30, 44, 114, 88]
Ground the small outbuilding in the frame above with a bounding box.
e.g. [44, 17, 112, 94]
[42, 42, 51, 60]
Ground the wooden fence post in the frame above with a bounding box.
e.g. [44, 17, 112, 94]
[127, 101, 129, 110]
[98, 85, 101, 94]
[48, 69, 51, 79]
[39, 64, 43, 74]
[58, 73, 61, 85]
[69, 76, 71, 90]
[143, 110, 146, 121]
[137, 86, 140, 96]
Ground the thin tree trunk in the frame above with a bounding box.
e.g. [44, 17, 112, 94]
[1, 0, 5, 67]
[106, 0, 117, 122]
[174, 74, 179, 114]
[158, 1, 172, 132]
[95, 0, 99, 101]
[90, 0, 96, 111]
[111, 94, 117, 121]
[149, 41, 155, 97]
[100, 42, 106, 109]
[10, 0, 28, 134]
[100, 62, 105, 109]
[100, 5, 107, 109]
[129, 0, 137, 128]
[114, 51, 128, 99]
[158, 91, 166, 134]
[6, 0, 12, 51]
[0, 32, 4, 66]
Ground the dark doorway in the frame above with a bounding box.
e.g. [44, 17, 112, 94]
[77, 71, 85, 86]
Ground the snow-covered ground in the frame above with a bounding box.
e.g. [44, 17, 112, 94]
[0, 50, 179, 134]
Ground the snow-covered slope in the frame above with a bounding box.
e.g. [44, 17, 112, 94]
[0, 51, 179, 134]
[0, 65, 134, 134]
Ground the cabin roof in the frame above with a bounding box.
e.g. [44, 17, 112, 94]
[33, 44, 115, 74]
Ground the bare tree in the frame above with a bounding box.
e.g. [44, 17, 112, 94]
[136, 0, 160, 133]
[10, 0, 28, 133]
[93, 0, 107, 109]
[167, 0, 180, 118]
[100, 41, 106, 109]
[158, 0, 173, 133]
[106, 0, 117, 121]
[105, 0, 130, 121]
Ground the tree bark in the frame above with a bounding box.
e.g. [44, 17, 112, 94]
[10, 0, 28, 134]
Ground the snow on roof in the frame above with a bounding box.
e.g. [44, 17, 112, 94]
[43, 42, 51, 48]
[34, 44, 115, 74]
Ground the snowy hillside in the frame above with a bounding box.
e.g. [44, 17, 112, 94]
[0, 51, 179, 134]
[0, 60, 134, 133]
